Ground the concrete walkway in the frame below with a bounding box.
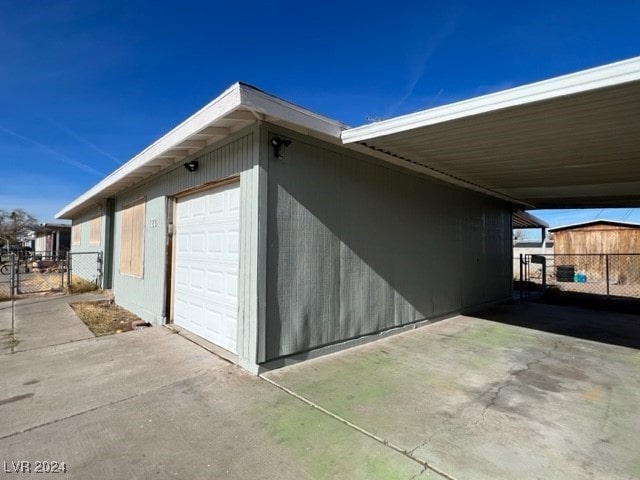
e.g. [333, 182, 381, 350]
[0, 295, 435, 480]
[2, 295, 639, 479]
[0, 294, 105, 353]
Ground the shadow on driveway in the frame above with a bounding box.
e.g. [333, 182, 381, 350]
[475, 296, 640, 350]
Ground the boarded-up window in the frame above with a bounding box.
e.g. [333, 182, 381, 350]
[89, 215, 102, 246]
[119, 199, 145, 277]
[72, 223, 81, 246]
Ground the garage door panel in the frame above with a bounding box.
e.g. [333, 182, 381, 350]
[173, 182, 240, 354]
[189, 267, 205, 292]
[191, 233, 206, 253]
[207, 271, 224, 295]
[207, 193, 225, 215]
[227, 273, 238, 298]
[228, 188, 240, 212]
[176, 233, 190, 252]
[228, 230, 240, 255]
[207, 232, 224, 254]
[191, 196, 206, 217]
[175, 266, 189, 287]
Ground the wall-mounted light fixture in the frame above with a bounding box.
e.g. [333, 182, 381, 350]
[271, 137, 292, 159]
[184, 160, 199, 172]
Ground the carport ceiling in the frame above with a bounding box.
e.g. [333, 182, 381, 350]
[342, 57, 640, 209]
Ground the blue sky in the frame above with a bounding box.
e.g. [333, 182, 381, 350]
[1, 0, 639, 225]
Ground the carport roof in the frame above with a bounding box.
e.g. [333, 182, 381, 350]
[58, 56, 640, 219]
[342, 56, 640, 209]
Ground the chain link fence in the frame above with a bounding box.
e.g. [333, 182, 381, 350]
[67, 252, 103, 292]
[518, 253, 640, 299]
[0, 250, 102, 299]
[0, 254, 16, 300]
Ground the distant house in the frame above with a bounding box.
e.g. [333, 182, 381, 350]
[549, 220, 640, 284]
[25, 224, 71, 258]
[512, 238, 554, 279]
[549, 220, 640, 254]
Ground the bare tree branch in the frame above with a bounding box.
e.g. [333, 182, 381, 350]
[0, 209, 38, 247]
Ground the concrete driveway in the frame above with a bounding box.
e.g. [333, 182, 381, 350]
[0, 295, 427, 480]
[1, 295, 639, 479]
[266, 302, 640, 479]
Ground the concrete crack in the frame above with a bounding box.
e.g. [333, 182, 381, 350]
[0, 375, 213, 441]
[475, 340, 563, 425]
[409, 465, 428, 480]
[260, 375, 459, 480]
[408, 423, 449, 458]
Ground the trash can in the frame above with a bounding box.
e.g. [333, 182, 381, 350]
[556, 265, 575, 282]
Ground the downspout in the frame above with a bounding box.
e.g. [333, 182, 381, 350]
[102, 199, 116, 289]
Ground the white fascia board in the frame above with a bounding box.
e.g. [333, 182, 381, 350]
[238, 84, 346, 138]
[56, 84, 245, 219]
[56, 83, 349, 219]
[342, 56, 640, 144]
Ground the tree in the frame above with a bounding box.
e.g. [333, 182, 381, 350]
[0, 209, 38, 247]
[512, 228, 525, 243]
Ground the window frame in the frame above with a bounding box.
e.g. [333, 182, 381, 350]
[119, 198, 145, 278]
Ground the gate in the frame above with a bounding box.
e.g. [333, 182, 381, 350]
[16, 251, 67, 295]
[0, 250, 103, 297]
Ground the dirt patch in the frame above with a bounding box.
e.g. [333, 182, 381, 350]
[70, 300, 143, 336]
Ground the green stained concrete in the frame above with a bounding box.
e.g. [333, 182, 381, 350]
[265, 305, 640, 479]
[253, 390, 424, 480]
[627, 350, 640, 367]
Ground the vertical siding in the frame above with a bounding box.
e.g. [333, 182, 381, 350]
[265, 129, 513, 361]
[70, 204, 107, 254]
[554, 225, 640, 254]
[112, 127, 258, 330]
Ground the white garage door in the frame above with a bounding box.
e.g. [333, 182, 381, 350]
[173, 182, 240, 353]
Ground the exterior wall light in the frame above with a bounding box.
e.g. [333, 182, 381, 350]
[184, 160, 199, 172]
[271, 137, 291, 159]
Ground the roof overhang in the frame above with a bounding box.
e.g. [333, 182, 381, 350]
[56, 83, 345, 219]
[513, 210, 548, 229]
[342, 56, 640, 209]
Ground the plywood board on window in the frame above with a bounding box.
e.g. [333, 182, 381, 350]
[119, 198, 145, 277]
[89, 215, 102, 246]
[72, 223, 81, 246]
[130, 201, 145, 277]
